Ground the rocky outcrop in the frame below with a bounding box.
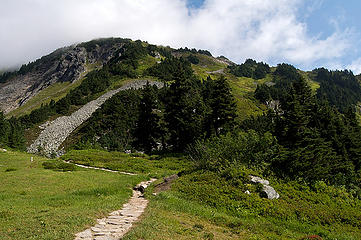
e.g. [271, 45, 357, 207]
[250, 175, 280, 200]
[27, 80, 164, 157]
[0, 41, 125, 114]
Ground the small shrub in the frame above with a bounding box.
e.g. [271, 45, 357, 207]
[300, 235, 323, 240]
[193, 223, 204, 230]
[42, 161, 57, 170]
[202, 232, 214, 240]
[42, 161, 75, 172]
[5, 168, 17, 172]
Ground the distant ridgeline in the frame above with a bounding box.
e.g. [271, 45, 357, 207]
[228, 58, 271, 79]
[0, 47, 70, 84]
[0, 38, 361, 191]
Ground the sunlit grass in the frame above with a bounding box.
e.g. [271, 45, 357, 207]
[0, 150, 143, 240]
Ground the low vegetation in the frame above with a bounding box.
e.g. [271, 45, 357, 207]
[61, 149, 191, 178]
[0, 150, 144, 240]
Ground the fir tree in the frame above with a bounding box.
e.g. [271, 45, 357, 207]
[202, 76, 237, 136]
[165, 68, 206, 151]
[134, 83, 162, 153]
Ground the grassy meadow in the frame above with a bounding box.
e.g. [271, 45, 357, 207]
[0, 150, 144, 240]
[61, 150, 361, 240]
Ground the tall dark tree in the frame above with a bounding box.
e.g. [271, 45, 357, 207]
[134, 83, 162, 153]
[0, 112, 10, 146]
[165, 69, 206, 151]
[202, 76, 237, 136]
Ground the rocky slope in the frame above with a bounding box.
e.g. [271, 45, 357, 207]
[27, 80, 164, 157]
[0, 39, 126, 114]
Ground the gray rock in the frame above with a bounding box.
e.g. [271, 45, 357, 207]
[250, 175, 269, 185]
[261, 185, 280, 199]
[249, 175, 280, 199]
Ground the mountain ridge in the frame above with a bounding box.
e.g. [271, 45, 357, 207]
[0, 38, 129, 114]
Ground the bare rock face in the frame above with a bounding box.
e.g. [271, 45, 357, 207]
[0, 41, 125, 114]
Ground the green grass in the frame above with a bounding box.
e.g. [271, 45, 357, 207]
[136, 55, 159, 76]
[124, 171, 361, 240]
[299, 70, 320, 92]
[0, 150, 144, 240]
[228, 75, 270, 120]
[57, 149, 361, 240]
[61, 149, 191, 178]
[123, 192, 247, 240]
[191, 54, 227, 80]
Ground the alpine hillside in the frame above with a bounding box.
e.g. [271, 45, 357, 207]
[1, 38, 361, 240]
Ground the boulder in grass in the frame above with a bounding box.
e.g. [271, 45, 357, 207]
[250, 175, 269, 185]
[249, 175, 280, 200]
[260, 185, 280, 199]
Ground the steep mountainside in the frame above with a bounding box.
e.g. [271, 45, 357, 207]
[0, 38, 128, 114]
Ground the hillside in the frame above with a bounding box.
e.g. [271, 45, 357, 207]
[1, 38, 361, 239]
[0, 38, 129, 115]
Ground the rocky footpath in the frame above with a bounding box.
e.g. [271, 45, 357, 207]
[28, 80, 164, 157]
[75, 179, 157, 240]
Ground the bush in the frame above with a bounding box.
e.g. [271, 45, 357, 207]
[187, 54, 200, 64]
[5, 168, 17, 172]
[187, 130, 278, 173]
[174, 171, 361, 228]
[42, 161, 76, 172]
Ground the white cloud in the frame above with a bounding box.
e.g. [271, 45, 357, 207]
[347, 58, 361, 75]
[0, 0, 353, 70]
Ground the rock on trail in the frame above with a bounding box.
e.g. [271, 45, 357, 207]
[27, 80, 164, 157]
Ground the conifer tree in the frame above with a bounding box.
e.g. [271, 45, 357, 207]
[165, 68, 206, 151]
[0, 112, 10, 146]
[134, 83, 162, 153]
[202, 76, 237, 136]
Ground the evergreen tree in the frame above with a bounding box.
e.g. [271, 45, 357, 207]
[0, 112, 10, 146]
[8, 120, 25, 150]
[165, 69, 206, 151]
[202, 76, 237, 136]
[254, 84, 271, 103]
[134, 83, 162, 153]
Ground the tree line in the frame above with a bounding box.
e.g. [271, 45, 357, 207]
[74, 57, 237, 153]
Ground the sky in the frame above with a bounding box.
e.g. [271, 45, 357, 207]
[1, 0, 361, 74]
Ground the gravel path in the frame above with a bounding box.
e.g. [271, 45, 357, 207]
[27, 80, 164, 157]
[75, 178, 156, 240]
[63, 160, 137, 175]
[64, 160, 156, 240]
